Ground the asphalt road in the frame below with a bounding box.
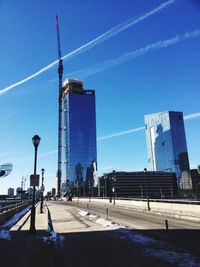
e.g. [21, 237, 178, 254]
[54, 200, 200, 259]
[46, 202, 199, 267]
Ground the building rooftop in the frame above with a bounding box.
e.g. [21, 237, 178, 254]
[62, 77, 94, 97]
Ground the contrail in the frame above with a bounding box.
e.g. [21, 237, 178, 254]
[69, 30, 200, 78]
[0, 0, 175, 95]
[0, 151, 25, 157]
[14, 149, 58, 164]
[97, 112, 200, 141]
[97, 127, 145, 141]
[184, 112, 200, 120]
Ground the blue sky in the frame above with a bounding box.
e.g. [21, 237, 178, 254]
[0, 0, 200, 194]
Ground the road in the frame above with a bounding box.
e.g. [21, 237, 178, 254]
[46, 201, 200, 267]
[0, 200, 200, 267]
[54, 200, 200, 259]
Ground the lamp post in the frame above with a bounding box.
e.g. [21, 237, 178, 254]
[29, 135, 41, 233]
[40, 168, 45, 213]
[160, 188, 163, 200]
[144, 168, 150, 211]
[140, 185, 143, 199]
[170, 186, 173, 199]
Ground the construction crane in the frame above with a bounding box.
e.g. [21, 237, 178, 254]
[56, 15, 63, 198]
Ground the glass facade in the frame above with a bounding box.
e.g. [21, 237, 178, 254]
[62, 79, 97, 196]
[144, 111, 190, 183]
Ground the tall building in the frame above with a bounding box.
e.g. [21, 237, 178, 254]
[62, 78, 97, 196]
[144, 111, 190, 184]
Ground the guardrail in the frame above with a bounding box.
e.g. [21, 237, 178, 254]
[0, 200, 31, 214]
[0, 200, 32, 226]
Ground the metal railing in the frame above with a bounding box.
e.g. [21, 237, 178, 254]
[0, 200, 31, 214]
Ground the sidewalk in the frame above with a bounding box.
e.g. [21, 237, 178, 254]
[47, 201, 106, 233]
[10, 202, 48, 232]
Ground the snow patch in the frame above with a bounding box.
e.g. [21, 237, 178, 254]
[78, 209, 122, 229]
[0, 230, 10, 240]
[116, 228, 157, 245]
[49, 232, 65, 247]
[49, 231, 57, 242]
[0, 204, 32, 240]
[88, 214, 97, 220]
[145, 248, 200, 267]
[95, 218, 123, 230]
[0, 205, 31, 231]
[79, 210, 89, 217]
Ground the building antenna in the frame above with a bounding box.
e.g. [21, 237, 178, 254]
[56, 15, 63, 198]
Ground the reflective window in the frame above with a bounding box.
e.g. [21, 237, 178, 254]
[62, 91, 97, 195]
[144, 111, 190, 184]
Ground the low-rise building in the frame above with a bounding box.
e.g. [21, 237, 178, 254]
[98, 170, 177, 199]
[52, 188, 56, 197]
[16, 187, 22, 197]
[7, 187, 14, 196]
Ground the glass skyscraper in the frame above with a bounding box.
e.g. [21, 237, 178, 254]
[144, 111, 190, 184]
[62, 78, 97, 196]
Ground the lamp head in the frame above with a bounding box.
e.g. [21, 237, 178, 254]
[32, 135, 41, 148]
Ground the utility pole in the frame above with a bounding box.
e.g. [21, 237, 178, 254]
[56, 15, 63, 198]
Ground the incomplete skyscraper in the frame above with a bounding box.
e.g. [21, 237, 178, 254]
[62, 78, 97, 196]
[144, 111, 190, 184]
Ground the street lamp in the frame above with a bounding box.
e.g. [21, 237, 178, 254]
[40, 168, 45, 213]
[140, 185, 143, 199]
[160, 188, 163, 200]
[170, 186, 173, 199]
[29, 134, 41, 233]
[144, 168, 150, 211]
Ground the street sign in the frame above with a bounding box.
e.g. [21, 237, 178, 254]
[30, 174, 40, 187]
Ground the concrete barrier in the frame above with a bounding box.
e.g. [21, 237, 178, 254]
[73, 197, 200, 221]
